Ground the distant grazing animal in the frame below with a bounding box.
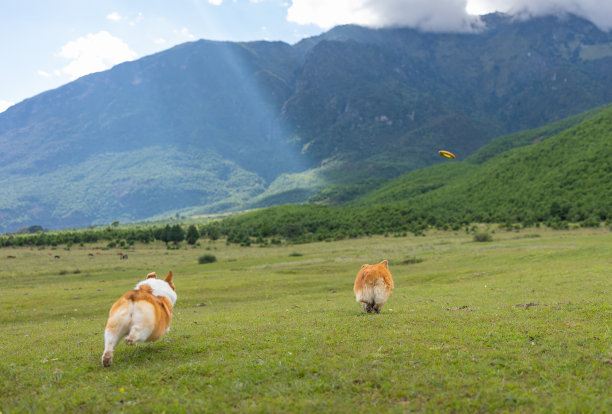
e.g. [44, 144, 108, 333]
[88, 253, 94, 257]
[102, 270, 176, 367]
[353, 260, 394, 314]
[120, 254, 128, 260]
[6, 255, 16, 259]
[54, 255, 60, 259]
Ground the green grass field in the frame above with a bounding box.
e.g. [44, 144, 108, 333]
[1, 227, 610, 413]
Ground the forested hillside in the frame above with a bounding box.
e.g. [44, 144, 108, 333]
[202, 103, 612, 242]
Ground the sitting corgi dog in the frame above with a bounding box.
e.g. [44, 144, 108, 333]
[102, 270, 177, 367]
[353, 260, 394, 313]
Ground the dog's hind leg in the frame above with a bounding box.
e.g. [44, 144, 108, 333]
[373, 303, 383, 314]
[102, 302, 131, 367]
[102, 326, 127, 367]
[124, 324, 153, 345]
[362, 302, 375, 313]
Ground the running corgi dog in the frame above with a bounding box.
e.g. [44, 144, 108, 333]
[353, 260, 394, 313]
[102, 270, 176, 367]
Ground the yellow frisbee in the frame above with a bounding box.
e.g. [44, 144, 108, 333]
[438, 150, 456, 159]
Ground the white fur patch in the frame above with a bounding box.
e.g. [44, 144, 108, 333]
[356, 282, 390, 305]
[135, 278, 177, 306]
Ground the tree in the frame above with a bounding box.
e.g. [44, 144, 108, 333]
[169, 224, 185, 244]
[206, 225, 220, 241]
[185, 225, 200, 245]
[157, 225, 172, 243]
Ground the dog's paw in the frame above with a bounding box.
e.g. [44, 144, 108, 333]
[102, 354, 112, 367]
[125, 338, 134, 345]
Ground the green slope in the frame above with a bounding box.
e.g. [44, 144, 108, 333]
[355, 104, 612, 224]
[466, 103, 612, 164]
[0, 147, 266, 230]
[204, 103, 612, 242]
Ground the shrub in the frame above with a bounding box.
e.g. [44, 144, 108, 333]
[198, 254, 217, 264]
[401, 257, 424, 265]
[580, 217, 600, 228]
[473, 231, 492, 242]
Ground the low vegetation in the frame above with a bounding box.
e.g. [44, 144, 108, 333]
[0, 228, 610, 412]
[198, 254, 217, 264]
[473, 231, 493, 242]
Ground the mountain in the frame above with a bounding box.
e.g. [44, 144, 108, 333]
[287, 13, 612, 162]
[2, 13, 612, 232]
[0, 41, 305, 230]
[203, 103, 612, 242]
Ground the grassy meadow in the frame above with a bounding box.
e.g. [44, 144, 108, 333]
[0, 227, 610, 412]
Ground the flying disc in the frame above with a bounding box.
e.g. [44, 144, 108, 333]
[438, 150, 456, 159]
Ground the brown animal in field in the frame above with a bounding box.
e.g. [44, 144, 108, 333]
[120, 254, 128, 260]
[88, 253, 94, 257]
[6, 255, 16, 259]
[353, 260, 394, 314]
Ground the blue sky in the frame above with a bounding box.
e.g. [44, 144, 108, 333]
[1, 0, 611, 113]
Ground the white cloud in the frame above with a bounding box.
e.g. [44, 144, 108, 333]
[58, 31, 138, 80]
[107, 12, 123, 21]
[154, 37, 167, 45]
[209, 0, 223, 5]
[0, 100, 15, 113]
[287, 0, 612, 32]
[466, 0, 612, 30]
[287, 0, 483, 32]
[38, 70, 52, 78]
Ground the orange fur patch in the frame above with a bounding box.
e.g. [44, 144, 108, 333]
[353, 260, 394, 302]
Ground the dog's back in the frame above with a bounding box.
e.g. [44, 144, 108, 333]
[354, 260, 394, 313]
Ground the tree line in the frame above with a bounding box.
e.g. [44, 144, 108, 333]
[0, 223, 206, 248]
[1, 200, 609, 249]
